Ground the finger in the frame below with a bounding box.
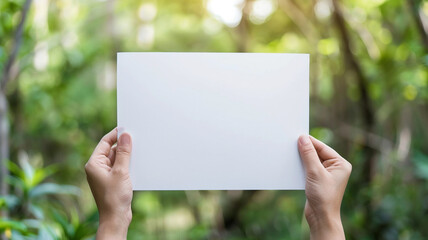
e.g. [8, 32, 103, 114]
[108, 146, 117, 162]
[298, 135, 324, 173]
[309, 136, 342, 161]
[322, 159, 341, 168]
[92, 128, 118, 158]
[114, 132, 132, 171]
[108, 146, 117, 164]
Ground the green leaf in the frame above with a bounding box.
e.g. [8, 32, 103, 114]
[29, 203, 44, 220]
[0, 219, 28, 233]
[412, 151, 428, 179]
[37, 223, 58, 240]
[52, 210, 75, 239]
[29, 183, 80, 198]
[0, 195, 20, 209]
[18, 157, 35, 189]
[6, 175, 25, 192]
[6, 160, 23, 178]
[32, 165, 58, 187]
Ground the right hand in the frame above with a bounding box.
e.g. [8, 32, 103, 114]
[298, 135, 352, 240]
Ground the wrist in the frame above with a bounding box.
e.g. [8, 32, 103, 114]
[97, 211, 131, 240]
[306, 212, 345, 240]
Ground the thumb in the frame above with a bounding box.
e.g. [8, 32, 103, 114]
[298, 135, 324, 174]
[114, 132, 132, 171]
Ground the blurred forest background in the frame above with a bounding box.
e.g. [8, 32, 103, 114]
[1, 0, 428, 239]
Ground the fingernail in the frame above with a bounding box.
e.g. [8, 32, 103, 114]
[299, 135, 310, 145]
[119, 133, 131, 146]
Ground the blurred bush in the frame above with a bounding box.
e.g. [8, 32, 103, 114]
[0, 157, 96, 239]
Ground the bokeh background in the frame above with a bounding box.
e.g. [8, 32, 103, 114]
[1, 0, 428, 239]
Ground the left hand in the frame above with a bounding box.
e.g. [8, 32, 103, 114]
[85, 128, 133, 240]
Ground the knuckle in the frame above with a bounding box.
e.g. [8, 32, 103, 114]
[300, 145, 315, 156]
[101, 133, 110, 142]
[84, 161, 92, 174]
[342, 159, 352, 173]
[346, 161, 352, 172]
[116, 147, 131, 157]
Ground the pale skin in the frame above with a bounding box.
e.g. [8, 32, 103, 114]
[298, 135, 352, 240]
[85, 128, 133, 240]
[85, 129, 351, 239]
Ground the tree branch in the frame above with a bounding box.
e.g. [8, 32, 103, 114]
[331, 0, 374, 129]
[278, 0, 319, 44]
[406, 0, 428, 51]
[0, 0, 33, 91]
[223, 190, 258, 230]
[235, 0, 251, 52]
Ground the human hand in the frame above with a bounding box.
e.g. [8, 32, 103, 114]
[298, 135, 352, 240]
[85, 128, 133, 240]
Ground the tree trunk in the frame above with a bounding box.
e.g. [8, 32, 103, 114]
[0, 92, 9, 197]
[0, 92, 10, 240]
[331, 0, 378, 235]
[0, 2, 32, 239]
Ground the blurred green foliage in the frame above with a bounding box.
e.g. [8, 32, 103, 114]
[1, 0, 428, 239]
[0, 157, 95, 239]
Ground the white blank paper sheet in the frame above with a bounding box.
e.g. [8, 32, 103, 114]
[117, 52, 309, 190]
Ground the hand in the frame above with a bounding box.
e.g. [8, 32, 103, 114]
[85, 128, 133, 240]
[298, 135, 352, 240]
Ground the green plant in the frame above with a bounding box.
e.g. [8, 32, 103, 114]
[0, 157, 96, 239]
